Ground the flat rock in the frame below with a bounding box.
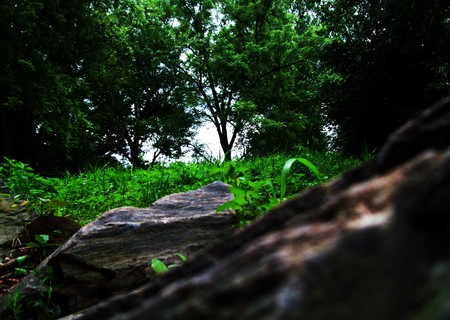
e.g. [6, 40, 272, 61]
[0, 181, 237, 317]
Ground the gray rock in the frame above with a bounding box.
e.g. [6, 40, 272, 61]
[0, 195, 36, 259]
[0, 179, 9, 195]
[0, 181, 237, 317]
[67, 98, 450, 320]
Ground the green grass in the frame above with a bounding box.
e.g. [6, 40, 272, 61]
[0, 151, 366, 225]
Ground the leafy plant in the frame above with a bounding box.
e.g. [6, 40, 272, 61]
[0, 158, 55, 201]
[5, 288, 25, 320]
[19, 197, 69, 217]
[5, 266, 60, 320]
[32, 234, 50, 248]
[217, 157, 322, 223]
[23, 233, 55, 263]
[14, 255, 28, 277]
[151, 254, 187, 275]
[151, 258, 169, 274]
[279, 157, 322, 201]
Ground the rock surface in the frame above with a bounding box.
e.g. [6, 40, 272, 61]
[64, 98, 450, 320]
[0, 194, 36, 259]
[0, 181, 237, 317]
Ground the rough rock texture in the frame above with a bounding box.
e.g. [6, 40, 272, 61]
[0, 179, 9, 194]
[0, 215, 80, 301]
[0, 194, 36, 259]
[0, 181, 237, 317]
[66, 98, 450, 320]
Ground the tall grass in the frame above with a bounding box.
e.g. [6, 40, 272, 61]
[0, 151, 366, 225]
[53, 162, 218, 224]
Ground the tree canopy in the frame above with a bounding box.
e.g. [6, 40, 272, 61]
[1, 0, 449, 172]
[314, 0, 450, 154]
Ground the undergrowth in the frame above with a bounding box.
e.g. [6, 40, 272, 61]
[0, 151, 366, 225]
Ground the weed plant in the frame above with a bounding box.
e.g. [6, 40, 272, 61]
[0, 158, 57, 201]
[5, 266, 61, 319]
[0, 151, 366, 225]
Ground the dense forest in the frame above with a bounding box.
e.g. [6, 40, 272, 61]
[1, 0, 449, 173]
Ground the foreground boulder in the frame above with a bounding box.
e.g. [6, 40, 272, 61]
[0, 181, 237, 317]
[66, 98, 450, 320]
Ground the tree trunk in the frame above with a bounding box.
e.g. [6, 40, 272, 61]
[127, 137, 143, 168]
[0, 107, 12, 159]
[217, 118, 233, 162]
[219, 134, 232, 162]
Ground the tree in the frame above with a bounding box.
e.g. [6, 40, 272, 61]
[0, 0, 100, 173]
[242, 19, 332, 155]
[85, 0, 196, 168]
[167, 0, 321, 160]
[313, 0, 450, 155]
[0, 0, 197, 172]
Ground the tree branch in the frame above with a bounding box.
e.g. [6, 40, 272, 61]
[254, 60, 302, 84]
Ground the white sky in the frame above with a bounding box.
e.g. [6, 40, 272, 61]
[195, 123, 224, 158]
[141, 123, 224, 164]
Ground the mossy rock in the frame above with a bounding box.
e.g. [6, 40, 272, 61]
[0, 195, 36, 258]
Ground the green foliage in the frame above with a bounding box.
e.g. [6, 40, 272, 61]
[7, 235, 54, 294]
[32, 234, 50, 248]
[151, 258, 169, 274]
[5, 289, 25, 320]
[217, 156, 323, 222]
[5, 266, 61, 320]
[164, 0, 330, 160]
[52, 162, 217, 224]
[0, 157, 68, 217]
[0, 151, 362, 225]
[1, 0, 448, 172]
[24, 198, 69, 217]
[280, 157, 321, 201]
[314, 0, 450, 155]
[0, 0, 104, 173]
[14, 256, 29, 277]
[85, 0, 195, 168]
[0, 158, 55, 200]
[151, 254, 187, 274]
[176, 253, 187, 263]
[217, 177, 277, 221]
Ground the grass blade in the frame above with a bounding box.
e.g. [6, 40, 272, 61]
[280, 158, 297, 201]
[296, 157, 321, 182]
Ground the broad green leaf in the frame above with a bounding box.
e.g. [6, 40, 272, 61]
[15, 268, 27, 276]
[296, 158, 321, 181]
[229, 187, 246, 199]
[280, 158, 298, 201]
[247, 190, 262, 200]
[16, 255, 27, 266]
[280, 157, 321, 201]
[151, 258, 169, 274]
[34, 234, 50, 247]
